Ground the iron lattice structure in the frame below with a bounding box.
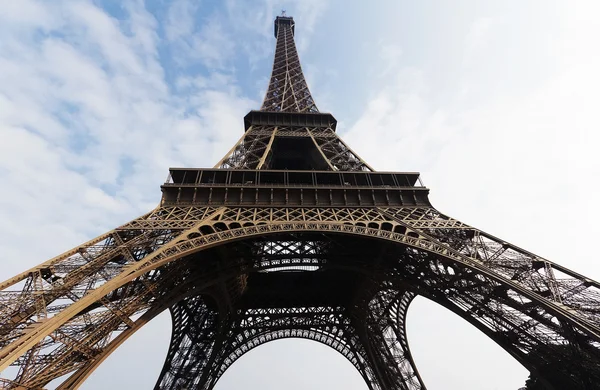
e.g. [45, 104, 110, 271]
[1, 15, 599, 390]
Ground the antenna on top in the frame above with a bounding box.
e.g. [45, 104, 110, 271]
[281, 10, 287, 16]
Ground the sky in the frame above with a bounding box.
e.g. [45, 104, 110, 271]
[0, 0, 599, 389]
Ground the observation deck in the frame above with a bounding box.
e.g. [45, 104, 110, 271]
[162, 168, 430, 207]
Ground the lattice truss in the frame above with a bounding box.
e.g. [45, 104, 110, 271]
[216, 125, 372, 171]
[155, 241, 424, 390]
[0, 205, 599, 389]
[155, 290, 424, 390]
[261, 17, 317, 113]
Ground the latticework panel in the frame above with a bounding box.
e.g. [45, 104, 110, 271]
[216, 125, 372, 171]
[157, 302, 375, 390]
[154, 238, 425, 390]
[380, 207, 600, 334]
[215, 126, 277, 169]
[0, 205, 599, 389]
[309, 127, 372, 171]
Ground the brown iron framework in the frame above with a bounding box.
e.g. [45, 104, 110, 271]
[1, 14, 599, 390]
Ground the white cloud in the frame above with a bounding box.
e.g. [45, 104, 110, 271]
[191, 18, 236, 69]
[165, 0, 198, 41]
[166, 1, 237, 70]
[0, 0, 61, 31]
[464, 16, 494, 64]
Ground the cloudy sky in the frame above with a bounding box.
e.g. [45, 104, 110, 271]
[1, 1, 599, 389]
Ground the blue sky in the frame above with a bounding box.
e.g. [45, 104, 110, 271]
[1, 1, 599, 389]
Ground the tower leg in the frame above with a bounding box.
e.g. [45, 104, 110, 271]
[353, 289, 426, 390]
[155, 295, 224, 390]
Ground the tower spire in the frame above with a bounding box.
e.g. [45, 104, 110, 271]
[261, 15, 318, 113]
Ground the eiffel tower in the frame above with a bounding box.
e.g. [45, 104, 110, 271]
[1, 14, 599, 390]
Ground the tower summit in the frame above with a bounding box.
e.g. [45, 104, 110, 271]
[274, 14, 294, 37]
[0, 14, 599, 390]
